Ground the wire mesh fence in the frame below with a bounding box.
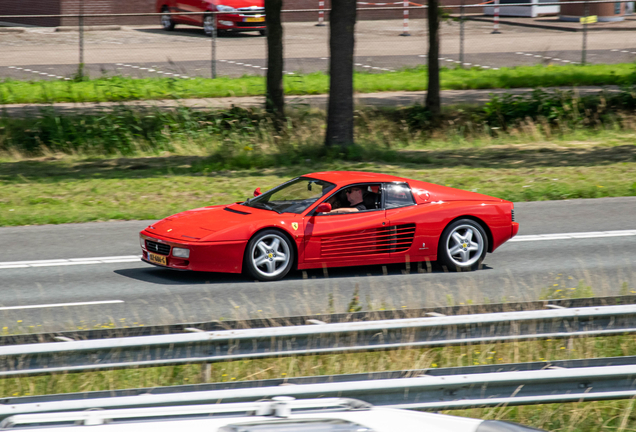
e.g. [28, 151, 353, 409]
[0, 2, 634, 83]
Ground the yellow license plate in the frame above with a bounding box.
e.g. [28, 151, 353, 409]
[149, 253, 167, 266]
[246, 17, 265, 22]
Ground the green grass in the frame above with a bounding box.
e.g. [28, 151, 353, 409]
[1, 88, 635, 226]
[1, 137, 635, 226]
[1, 63, 635, 104]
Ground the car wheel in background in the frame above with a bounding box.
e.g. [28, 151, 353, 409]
[259, 29, 267, 36]
[245, 230, 294, 281]
[438, 219, 488, 272]
[203, 15, 216, 36]
[161, 7, 175, 31]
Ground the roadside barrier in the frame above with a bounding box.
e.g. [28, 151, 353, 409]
[1, 355, 635, 419]
[2, 304, 636, 377]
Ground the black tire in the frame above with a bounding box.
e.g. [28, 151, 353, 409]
[161, 7, 175, 31]
[259, 29, 267, 37]
[437, 219, 488, 272]
[244, 229, 295, 281]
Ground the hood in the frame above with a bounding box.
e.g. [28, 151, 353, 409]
[150, 204, 271, 241]
[423, 183, 505, 203]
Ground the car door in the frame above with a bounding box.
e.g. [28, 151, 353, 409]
[384, 182, 435, 260]
[176, 0, 206, 24]
[302, 183, 389, 266]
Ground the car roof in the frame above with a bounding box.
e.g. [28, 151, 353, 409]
[305, 171, 409, 185]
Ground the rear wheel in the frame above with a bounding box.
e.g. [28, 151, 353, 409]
[161, 7, 175, 31]
[438, 219, 488, 272]
[244, 230, 294, 281]
[259, 29, 267, 36]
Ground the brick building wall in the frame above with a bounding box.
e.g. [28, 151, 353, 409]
[61, 0, 115, 25]
[0, 0, 62, 26]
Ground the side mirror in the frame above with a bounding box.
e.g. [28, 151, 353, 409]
[315, 203, 332, 214]
[253, 187, 261, 197]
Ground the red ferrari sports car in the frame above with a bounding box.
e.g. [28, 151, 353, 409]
[140, 171, 519, 281]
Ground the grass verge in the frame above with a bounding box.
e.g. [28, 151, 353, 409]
[1, 88, 635, 225]
[1, 158, 635, 226]
[0, 63, 635, 104]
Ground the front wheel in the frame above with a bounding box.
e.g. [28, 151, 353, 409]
[244, 230, 294, 281]
[438, 219, 488, 272]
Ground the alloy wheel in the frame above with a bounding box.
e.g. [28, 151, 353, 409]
[446, 224, 484, 267]
[250, 234, 291, 279]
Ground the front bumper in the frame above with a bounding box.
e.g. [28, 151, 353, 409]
[217, 13, 266, 30]
[140, 232, 246, 274]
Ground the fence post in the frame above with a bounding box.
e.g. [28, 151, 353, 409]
[316, 0, 326, 26]
[459, 0, 465, 67]
[78, 0, 85, 78]
[211, 13, 217, 79]
[581, 0, 589, 65]
[400, 0, 410, 36]
[491, 0, 501, 34]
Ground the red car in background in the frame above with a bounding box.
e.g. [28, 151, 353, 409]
[139, 172, 519, 281]
[156, 0, 266, 36]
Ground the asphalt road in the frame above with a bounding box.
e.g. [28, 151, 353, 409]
[1, 197, 635, 332]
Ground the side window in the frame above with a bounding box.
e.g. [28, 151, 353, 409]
[319, 183, 382, 214]
[385, 183, 415, 209]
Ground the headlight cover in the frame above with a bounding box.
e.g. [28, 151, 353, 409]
[139, 236, 146, 249]
[172, 247, 190, 258]
[216, 5, 236, 11]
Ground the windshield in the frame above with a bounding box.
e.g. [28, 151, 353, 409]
[243, 177, 336, 214]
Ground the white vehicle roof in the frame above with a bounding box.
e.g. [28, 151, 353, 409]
[0, 397, 538, 432]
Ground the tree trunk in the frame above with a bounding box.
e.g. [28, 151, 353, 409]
[325, 0, 357, 148]
[425, 0, 441, 119]
[265, 0, 284, 116]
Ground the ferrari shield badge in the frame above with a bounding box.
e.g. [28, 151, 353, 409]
[291, 222, 299, 231]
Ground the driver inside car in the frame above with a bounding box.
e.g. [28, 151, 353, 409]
[328, 187, 367, 213]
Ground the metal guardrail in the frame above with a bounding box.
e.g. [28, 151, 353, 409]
[2, 304, 636, 377]
[4, 294, 636, 346]
[0, 398, 368, 428]
[1, 355, 635, 419]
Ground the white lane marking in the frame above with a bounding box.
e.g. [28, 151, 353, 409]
[0, 256, 140, 269]
[8, 66, 66, 80]
[510, 230, 636, 242]
[0, 300, 124, 311]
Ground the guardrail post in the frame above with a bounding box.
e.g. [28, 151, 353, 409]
[459, 0, 465, 67]
[581, 0, 589, 65]
[211, 13, 217, 79]
[201, 363, 212, 382]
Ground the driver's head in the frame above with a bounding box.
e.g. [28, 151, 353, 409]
[346, 187, 363, 205]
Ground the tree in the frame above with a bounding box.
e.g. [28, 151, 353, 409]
[265, 0, 284, 116]
[425, 0, 441, 119]
[325, 0, 357, 148]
